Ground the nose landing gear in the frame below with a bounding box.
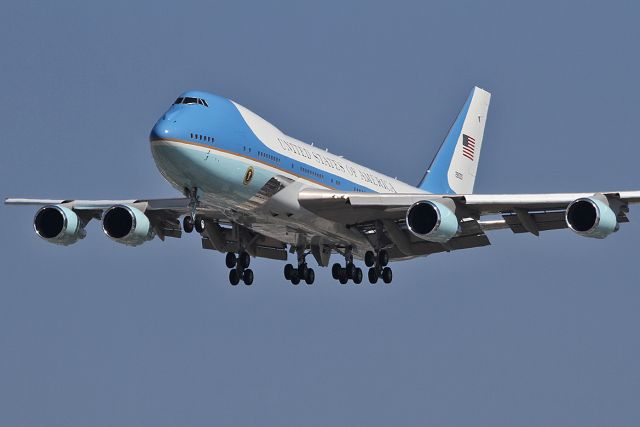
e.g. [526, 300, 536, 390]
[182, 188, 206, 234]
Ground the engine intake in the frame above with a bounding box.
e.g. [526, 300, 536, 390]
[405, 200, 459, 243]
[102, 205, 154, 246]
[565, 197, 618, 239]
[34, 205, 86, 245]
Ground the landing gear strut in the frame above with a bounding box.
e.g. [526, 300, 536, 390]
[226, 250, 253, 286]
[284, 247, 315, 285]
[182, 188, 206, 234]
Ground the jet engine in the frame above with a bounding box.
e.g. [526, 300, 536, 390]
[102, 205, 154, 246]
[565, 196, 618, 239]
[405, 200, 459, 243]
[33, 205, 86, 245]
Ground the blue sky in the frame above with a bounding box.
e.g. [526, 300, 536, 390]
[1, 1, 639, 426]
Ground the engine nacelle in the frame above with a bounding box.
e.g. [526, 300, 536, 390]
[565, 197, 618, 239]
[102, 205, 154, 246]
[33, 205, 86, 245]
[405, 200, 459, 243]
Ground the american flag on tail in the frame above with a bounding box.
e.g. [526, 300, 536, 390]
[462, 134, 475, 160]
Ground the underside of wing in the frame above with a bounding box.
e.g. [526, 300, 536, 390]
[298, 189, 640, 258]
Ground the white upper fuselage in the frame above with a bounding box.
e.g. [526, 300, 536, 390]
[148, 91, 422, 253]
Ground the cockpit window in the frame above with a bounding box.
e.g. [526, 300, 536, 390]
[173, 96, 208, 106]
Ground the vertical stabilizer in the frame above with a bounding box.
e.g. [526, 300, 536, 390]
[419, 87, 491, 194]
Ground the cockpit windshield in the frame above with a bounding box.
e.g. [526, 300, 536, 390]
[173, 97, 209, 107]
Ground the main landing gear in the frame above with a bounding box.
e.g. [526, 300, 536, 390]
[332, 261, 363, 284]
[225, 251, 254, 286]
[330, 248, 392, 285]
[331, 249, 363, 284]
[283, 248, 315, 285]
[364, 249, 393, 284]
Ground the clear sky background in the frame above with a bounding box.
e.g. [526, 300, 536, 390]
[1, 1, 639, 426]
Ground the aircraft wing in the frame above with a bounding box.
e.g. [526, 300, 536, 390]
[4, 196, 288, 259]
[298, 189, 640, 257]
[4, 197, 200, 240]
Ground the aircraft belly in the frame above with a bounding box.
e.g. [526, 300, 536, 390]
[151, 140, 269, 207]
[152, 140, 373, 255]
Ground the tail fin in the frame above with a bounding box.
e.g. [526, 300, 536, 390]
[418, 86, 491, 195]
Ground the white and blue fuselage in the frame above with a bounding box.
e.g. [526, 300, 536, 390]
[12, 86, 638, 286]
[150, 90, 421, 251]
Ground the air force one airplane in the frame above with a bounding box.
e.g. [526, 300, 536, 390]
[6, 87, 640, 285]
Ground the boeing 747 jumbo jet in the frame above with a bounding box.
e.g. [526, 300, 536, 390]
[6, 88, 640, 285]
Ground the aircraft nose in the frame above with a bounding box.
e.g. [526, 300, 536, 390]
[149, 117, 174, 141]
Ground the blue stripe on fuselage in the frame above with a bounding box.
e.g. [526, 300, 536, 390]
[150, 91, 375, 193]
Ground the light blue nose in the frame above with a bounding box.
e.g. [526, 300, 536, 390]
[149, 119, 174, 141]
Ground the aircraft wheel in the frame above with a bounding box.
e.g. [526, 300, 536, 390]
[353, 267, 363, 284]
[298, 263, 308, 279]
[225, 252, 237, 268]
[229, 269, 240, 286]
[368, 267, 378, 284]
[194, 216, 206, 233]
[378, 250, 389, 267]
[346, 262, 356, 279]
[305, 268, 315, 285]
[365, 251, 376, 267]
[239, 251, 251, 269]
[339, 274, 348, 285]
[291, 272, 301, 285]
[331, 263, 342, 279]
[284, 263, 294, 280]
[382, 267, 393, 284]
[183, 216, 194, 233]
[243, 269, 254, 285]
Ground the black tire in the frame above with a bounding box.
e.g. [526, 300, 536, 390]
[229, 269, 240, 286]
[298, 263, 308, 279]
[339, 275, 348, 285]
[305, 268, 315, 285]
[378, 250, 389, 267]
[382, 267, 392, 284]
[194, 216, 205, 233]
[368, 267, 378, 284]
[291, 272, 300, 285]
[364, 251, 376, 267]
[331, 263, 342, 279]
[225, 252, 237, 269]
[346, 262, 356, 279]
[243, 269, 254, 285]
[239, 251, 251, 269]
[284, 263, 294, 280]
[183, 216, 194, 233]
[353, 267, 363, 284]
